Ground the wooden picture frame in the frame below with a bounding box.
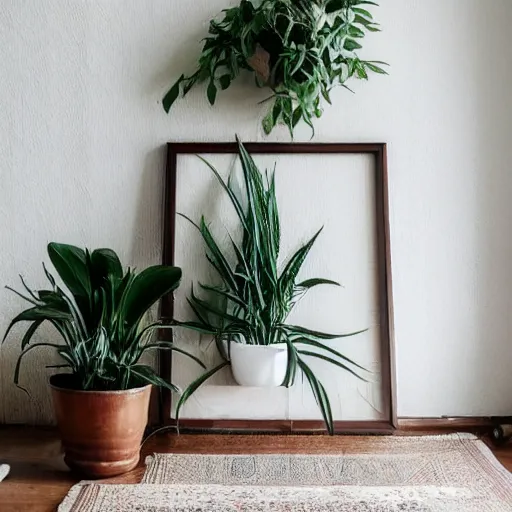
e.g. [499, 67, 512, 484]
[159, 142, 396, 433]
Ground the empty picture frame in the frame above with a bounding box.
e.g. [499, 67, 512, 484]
[160, 142, 396, 433]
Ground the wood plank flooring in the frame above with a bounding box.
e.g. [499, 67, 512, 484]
[0, 427, 511, 512]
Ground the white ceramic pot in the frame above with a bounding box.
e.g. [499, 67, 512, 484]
[230, 343, 287, 387]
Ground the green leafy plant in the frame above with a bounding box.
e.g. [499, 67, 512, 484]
[174, 137, 367, 434]
[163, 0, 387, 137]
[3, 244, 205, 392]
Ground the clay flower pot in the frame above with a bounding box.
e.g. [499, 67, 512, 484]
[50, 374, 152, 479]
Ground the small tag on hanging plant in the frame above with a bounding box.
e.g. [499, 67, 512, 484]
[247, 44, 271, 84]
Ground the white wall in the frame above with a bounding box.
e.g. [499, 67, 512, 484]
[1, 0, 512, 424]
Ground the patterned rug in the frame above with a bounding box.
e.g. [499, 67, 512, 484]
[59, 434, 512, 511]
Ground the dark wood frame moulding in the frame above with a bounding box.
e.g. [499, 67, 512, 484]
[159, 142, 397, 434]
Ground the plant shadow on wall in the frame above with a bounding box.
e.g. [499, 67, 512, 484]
[162, 0, 387, 138]
[174, 138, 369, 435]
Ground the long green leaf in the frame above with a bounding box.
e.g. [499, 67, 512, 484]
[142, 343, 206, 369]
[130, 364, 179, 393]
[297, 357, 334, 435]
[198, 283, 248, 310]
[3, 307, 72, 344]
[278, 228, 323, 299]
[284, 324, 368, 340]
[162, 74, 184, 113]
[20, 320, 44, 350]
[282, 336, 298, 387]
[90, 248, 123, 283]
[297, 350, 367, 381]
[196, 157, 248, 231]
[47, 243, 91, 298]
[121, 266, 182, 332]
[293, 336, 367, 372]
[175, 361, 230, 426]
[296, 278, 340, 289]
[14, 343, 64, 388]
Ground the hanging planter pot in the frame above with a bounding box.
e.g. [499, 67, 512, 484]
[162, 0, 387, 138]
[230, 342, 287, 387]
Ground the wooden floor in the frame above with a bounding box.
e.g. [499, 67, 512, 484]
[0, 427, 511, 512]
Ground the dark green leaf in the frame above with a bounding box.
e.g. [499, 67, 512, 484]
[21, 319, 44, 350]
[131, 365, 179, 392]
[284, 324, 368, 341]
[219, 75, 231, 90]
[297, 358, 334, 434]
[142, 343, 206, 369]
[162, 75, 184, 113]
[3, 307, 71, 344]
[297, 350, 367, 381]
[90, 248, 123, 282]
[293, 336, 368, 372]
[175, 361, 230, 425]
[47, 243, 91, 298]
[297, 278, 340, 289]
[207, 81, 217, 105]
[14, 343, 64, 388]
[121, 266, 182, 333]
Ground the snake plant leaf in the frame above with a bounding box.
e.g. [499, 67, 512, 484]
[293, 336, 368, 372]
[186, 297, 210, 325]
[175, 361, 231, 426]
[282, 337, 299, 388]
[198, 284, 248, 310]
[297, 350, 367, 381]
[141, 343, 206, 370]
[194, 159, 248, 230]
[297, 357, 334, 435]
[284, 324, 368, 340]
[278, 228, 323, 298]
[173, 320, 219, 336]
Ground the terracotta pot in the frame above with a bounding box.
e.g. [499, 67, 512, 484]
[50, 374, 152, 479]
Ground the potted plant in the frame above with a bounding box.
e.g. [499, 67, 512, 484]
[174, 138, 367, 434]
[3, 244, 204, 478]
[163, 0, 387, 137]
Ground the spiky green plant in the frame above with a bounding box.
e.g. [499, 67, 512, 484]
[175, 138, 367, 434]
[3, 244, 204, 392]
[163, 0, 387, 138]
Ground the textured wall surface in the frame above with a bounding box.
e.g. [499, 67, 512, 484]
[1, 0, 512, 424]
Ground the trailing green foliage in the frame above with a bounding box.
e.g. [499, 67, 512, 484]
[175, 137, 367, 433]
[163, 0, 387, 137]
[4, 244, 204, 392]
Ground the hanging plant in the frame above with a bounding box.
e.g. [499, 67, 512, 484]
[162, 0, 387, 137]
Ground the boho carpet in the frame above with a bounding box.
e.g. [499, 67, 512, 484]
[59, 434, 512, 511]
